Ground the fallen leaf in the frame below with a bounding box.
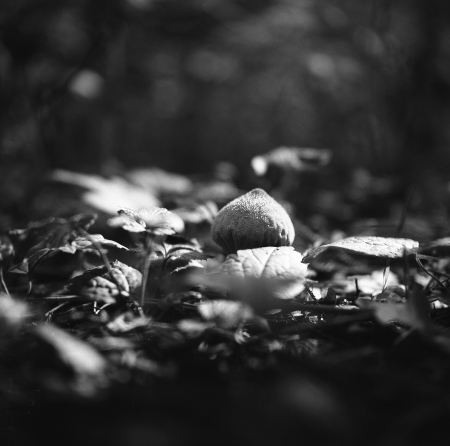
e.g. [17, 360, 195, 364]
[0, 298, 28, 336]
[251, 146, 331, 176]
[177, 319, 215, 338]
[192, 246, 308, 302]
[69, 260, 142, 302]
[345, 269, 400, 295]
[221, 246, 307, 281]
[51, 169, 160, 214]
[8, 248, 53, 274]
[172, 201, 218, 225]
[303, 236, 419, 262]
[33, 323, 107, 396]
[357, 287, 432, 333]
[0, 235, 13, 261]
[198, 300, 254, 328]
[127, 167, 193, 196]
[107, 312, 150, 333]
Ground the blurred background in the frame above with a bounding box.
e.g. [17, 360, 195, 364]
[1, 0, 450, 236]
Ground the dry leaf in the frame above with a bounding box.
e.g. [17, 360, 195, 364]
[34, 324, 107, 396]
[127, 167, 194, 196]
[51, 169, 160, 214]
[188, 247, 308, 307]
[198, 300, 254, 328]
[357, 287, 431, 333]
[221, 246, 307, 281]
[345, 269, 400, 295]
[69, 260, 142, 302]
[303, 236, 419, 263]
[251, 146, 331, 176]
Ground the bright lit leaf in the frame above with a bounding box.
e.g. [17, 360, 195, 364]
[303, 236, 419, 263]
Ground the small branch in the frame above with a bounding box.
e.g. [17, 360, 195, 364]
[415, 254, 447, 292]
[280, 311, 373, 335]
[0, 264, 11, 299]
[26, 295, 89, 302]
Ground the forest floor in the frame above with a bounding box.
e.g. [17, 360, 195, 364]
[2, 164, 450, 446]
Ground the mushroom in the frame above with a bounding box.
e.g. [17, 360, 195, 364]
[211, 188, 295, 254]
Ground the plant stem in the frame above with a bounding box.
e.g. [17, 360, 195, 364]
[140, 233, 153, 307]
[0, 264, 10, 298]
[77, 227, 113, 276]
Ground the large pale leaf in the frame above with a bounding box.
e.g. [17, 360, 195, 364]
[191, 247, 308, 302]
[221, 246, 307, 280]
[108, 207, 184, 235]
[220, 246, 308, 300]
[127, 167, 193, 195]
[303, 236, 419, 263]
[51, 169, 160, 214]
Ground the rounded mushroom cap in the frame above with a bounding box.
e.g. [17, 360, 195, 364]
[211, 188, 295, 254]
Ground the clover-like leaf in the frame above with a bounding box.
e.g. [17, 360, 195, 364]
[69, 260, 142, 303]
[8, 214, 97, 266]
[9, 249, 54, 274]
[107, 208, 147, 232]
[108, 207, 183, 235]
[9, 229, 127, 276]
[303, 236, 419, 263]
[71, 234, 128, 251]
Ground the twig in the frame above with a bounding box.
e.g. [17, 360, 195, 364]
[45, 302, 69, 321]
[26, 295, 87, 301]
[415, 254, 447, 292]
[0, 264, 11, 299]
[280, 311, 373, 335]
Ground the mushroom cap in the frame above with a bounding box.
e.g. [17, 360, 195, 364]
[211, 188, 295, 253]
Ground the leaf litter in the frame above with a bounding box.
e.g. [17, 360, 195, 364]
[3, 180, 450, 446]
